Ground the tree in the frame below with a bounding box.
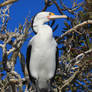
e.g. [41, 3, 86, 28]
[0, 0, 92, 92]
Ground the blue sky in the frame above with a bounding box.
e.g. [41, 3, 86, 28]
[8, 0, 44, 29]
[8, 0, 73, 30]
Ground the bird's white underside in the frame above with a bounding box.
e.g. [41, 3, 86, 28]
[29, 25, 57, 80]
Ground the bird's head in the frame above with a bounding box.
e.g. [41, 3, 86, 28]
[32, 12, 67, 26]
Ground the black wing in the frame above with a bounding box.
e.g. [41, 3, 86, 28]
[56, 47, 59, 70]
[26, 45, 35, 84]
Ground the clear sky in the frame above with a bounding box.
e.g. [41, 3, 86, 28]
[8, 0, 72, 30]
[8, 0, 44, 29]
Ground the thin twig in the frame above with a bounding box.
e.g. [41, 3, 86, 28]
[56, 20, 92, 42]
[52, 0, 63, 15]
[61, 69, 79, 90]
[0, 0, 18, 7]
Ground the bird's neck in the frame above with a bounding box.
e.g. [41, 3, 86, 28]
[33, 24, 52, 34]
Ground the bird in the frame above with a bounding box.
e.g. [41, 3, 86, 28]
[26, 12, 67, 92]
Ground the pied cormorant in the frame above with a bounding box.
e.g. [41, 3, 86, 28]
[26, 12, 67, 92]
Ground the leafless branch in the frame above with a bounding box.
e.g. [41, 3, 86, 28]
[56, 20, 92, 42]
[61, 69, 79, 90]
[52, 0, 63, 15]
[0, 0, 18, 7]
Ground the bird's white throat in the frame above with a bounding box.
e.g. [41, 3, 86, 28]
[33, 24, 53, 34]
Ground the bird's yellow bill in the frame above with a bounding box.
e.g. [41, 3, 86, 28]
[48, 15, 67, 19]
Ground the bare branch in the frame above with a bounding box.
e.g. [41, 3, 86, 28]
[67, 48, 92, 73]
[42, 0, 49, 11]
[52, 0, 63, 15]
[0, 0, 18, 7]
[56, 20, 92, 42]
[61, 69, 79, 90]
[75, 48, 92, 64]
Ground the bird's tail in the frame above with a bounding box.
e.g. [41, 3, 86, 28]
[40, 88, 48, 92]
[38, 79, 49, 92]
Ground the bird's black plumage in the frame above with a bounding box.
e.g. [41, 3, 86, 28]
[56, 47, 59, 73]
[31, 14, 37, 34]
[26, 45, 36, 84]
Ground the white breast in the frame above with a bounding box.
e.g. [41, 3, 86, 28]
[29, 25, 57, 80]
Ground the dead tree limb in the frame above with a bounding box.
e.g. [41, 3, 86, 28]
[0, 0, 18, 7]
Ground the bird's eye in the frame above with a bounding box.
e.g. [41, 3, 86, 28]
[49, 12, 55, 16]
